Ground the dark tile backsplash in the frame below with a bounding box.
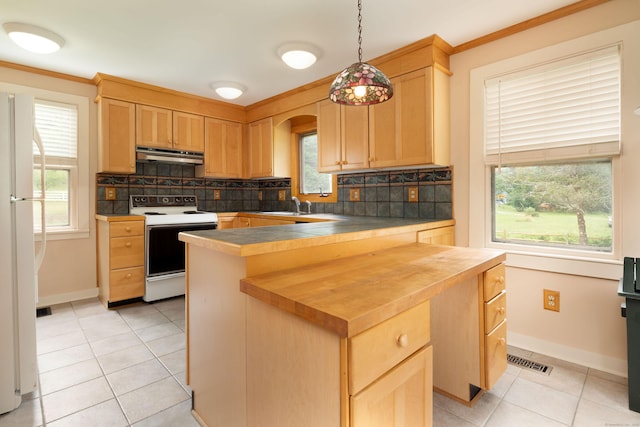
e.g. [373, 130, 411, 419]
[97, 162, 453, 220]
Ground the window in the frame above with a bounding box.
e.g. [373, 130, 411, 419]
[34, 100, 79, 231]
[484, 45, 620, 254]
[0, 81, 91, 239]
[299, 132, 332, 195]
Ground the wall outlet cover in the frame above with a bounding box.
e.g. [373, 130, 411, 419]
[278, 190, 286, 201]
[408, 187, 419, 202]
[213, 189, 221, 200]
[105, 187, 116, 201]
[349, 188, 361, 201]
[543, 289, 560, 312]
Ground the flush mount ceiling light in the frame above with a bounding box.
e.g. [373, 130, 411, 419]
[3, 22, 65, 54]
[210, 82, 246, 100]
[328, 0, 393, 106]
[278, 43, 319, 70]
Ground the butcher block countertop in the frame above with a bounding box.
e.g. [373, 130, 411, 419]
[179, 213, 454, 257]
[240, 243, 506, 338]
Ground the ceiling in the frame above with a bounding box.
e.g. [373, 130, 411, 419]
[1, 0, 580, 106]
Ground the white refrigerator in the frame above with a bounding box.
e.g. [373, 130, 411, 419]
[0, 92, 46, 414]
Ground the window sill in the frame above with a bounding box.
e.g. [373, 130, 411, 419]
[35, 229, 90, 241]
[494, 246, 622, 280]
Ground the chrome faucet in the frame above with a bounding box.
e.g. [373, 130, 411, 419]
[291, 196, 301, 213]
[304, 200, 312, 214]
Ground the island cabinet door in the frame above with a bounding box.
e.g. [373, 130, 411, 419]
[350, 346, 432, 427]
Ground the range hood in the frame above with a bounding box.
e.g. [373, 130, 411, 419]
[136, 146, 204, 165]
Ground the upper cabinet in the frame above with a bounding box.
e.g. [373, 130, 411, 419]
[196, 117, 243, 178]
[247, 117, 290, 178]
[317, 65, 450, 174]
[369, 67, 450, 168]
[98, 98, 136, 174]
[317, 100, 369, 173]
[136, 104, 205, 152]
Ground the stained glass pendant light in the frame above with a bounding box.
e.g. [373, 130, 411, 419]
[329, 0, 393, 106]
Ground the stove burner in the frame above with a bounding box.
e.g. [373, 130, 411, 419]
[145, 212, 166, 215]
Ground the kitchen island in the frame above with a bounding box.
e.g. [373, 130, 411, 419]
[179, 214, 506, 427]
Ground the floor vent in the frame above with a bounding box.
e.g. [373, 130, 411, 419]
[507, 354, 553, 375]
[36, 307, 52, 318]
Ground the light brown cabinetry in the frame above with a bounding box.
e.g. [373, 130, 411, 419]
[317, 99, 369, 172]
[369, 67, 450, 168]
[97, 217, 145, 307]
[98, 98, 136, 174]
[417, 225, 455, 245]
[196, 118, 243, 178]
[247, 117, 290, 178]
[136, 104, 204, 152]
[481, 263, 507, 389]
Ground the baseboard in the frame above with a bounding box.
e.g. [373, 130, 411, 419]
[508, 331, 627, 378]
[37, 288, 99, 308]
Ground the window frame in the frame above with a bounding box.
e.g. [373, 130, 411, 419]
[468, 22, 638, 280]
[0, 82, 90, 240]
[290, 119, 337, 204]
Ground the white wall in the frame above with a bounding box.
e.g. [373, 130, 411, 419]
[0, 67, 98, 306]
[450, 0, 640, 376]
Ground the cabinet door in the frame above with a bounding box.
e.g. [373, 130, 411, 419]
[136, 105, 172, 149]
[369, 68, 434, 168]
[351, 346, 432, 427]
[201, 118, 243, 178]
[98, 98, 136, 174]
[173, 111, 204, 152]
[341, 105, 370, 171]
[247, 118, 274, 178]
[417, 226, 455, 245]
[317, 99, 342, 173]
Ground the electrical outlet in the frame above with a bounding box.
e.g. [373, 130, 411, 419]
[278, 190, 286, 201]
[408, 187, 419, 202]
[543, 289, 560, 312]
[105, 187, 116, 201]
[213, 189, 221, 200]
[349, 188, 361, 201]
[258, 191, 263, 201]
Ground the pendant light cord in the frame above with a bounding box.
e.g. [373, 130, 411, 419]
[357, 0, 363, 63]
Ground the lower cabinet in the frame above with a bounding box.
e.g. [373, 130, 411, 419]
[97, 217, 145, 307]
[246, 298, 433, 427]
[482, 263, 507, 390]
[351, 347, 432, 427]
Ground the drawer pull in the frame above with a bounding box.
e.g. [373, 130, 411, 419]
[125, 242, 132, 248]
[497, 307, 506, 315]
[496, 276, 505, 285]
[498, 338, 506, 346]
[125, 273, 132, 279]
[396, 334, 408, 348]
[125, 226, 131, 232]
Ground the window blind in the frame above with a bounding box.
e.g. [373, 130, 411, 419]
[34, 100, 78, 159]
[484, 44, 620, 164]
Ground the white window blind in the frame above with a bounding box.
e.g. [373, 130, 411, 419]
[34, 100, 78, 160]
[484, 45, 620, 164]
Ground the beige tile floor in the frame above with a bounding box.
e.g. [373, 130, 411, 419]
[0, 296, 639, 426]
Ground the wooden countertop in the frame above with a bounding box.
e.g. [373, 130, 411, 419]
[95, 214, 145, 222]
[179, 214, 454, 257]
[240, 243, 505, 338]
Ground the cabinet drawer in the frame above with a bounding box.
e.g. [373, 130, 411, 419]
[484, 291, 507, 332]
[349, 301, 430, 394]
[110, 220, 144, 237]
[110, 236, 144, 269]
[483, 263, 505, 301]
[485, 320, 507, 390]
[109, 266, 144, 301]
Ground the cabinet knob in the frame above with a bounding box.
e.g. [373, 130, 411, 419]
[396, 334, 408, 348]
[125, 273, 132, 279]
[125, 226, 131, 232]
[497, 306, 506, 315]
[497, 276, 505, 285]
[125, 242, 132, 248]
[498, 337, 506, 346]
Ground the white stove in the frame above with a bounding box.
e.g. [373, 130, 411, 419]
[130, 195, 218, 225]
[129, 195, 218, 302]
